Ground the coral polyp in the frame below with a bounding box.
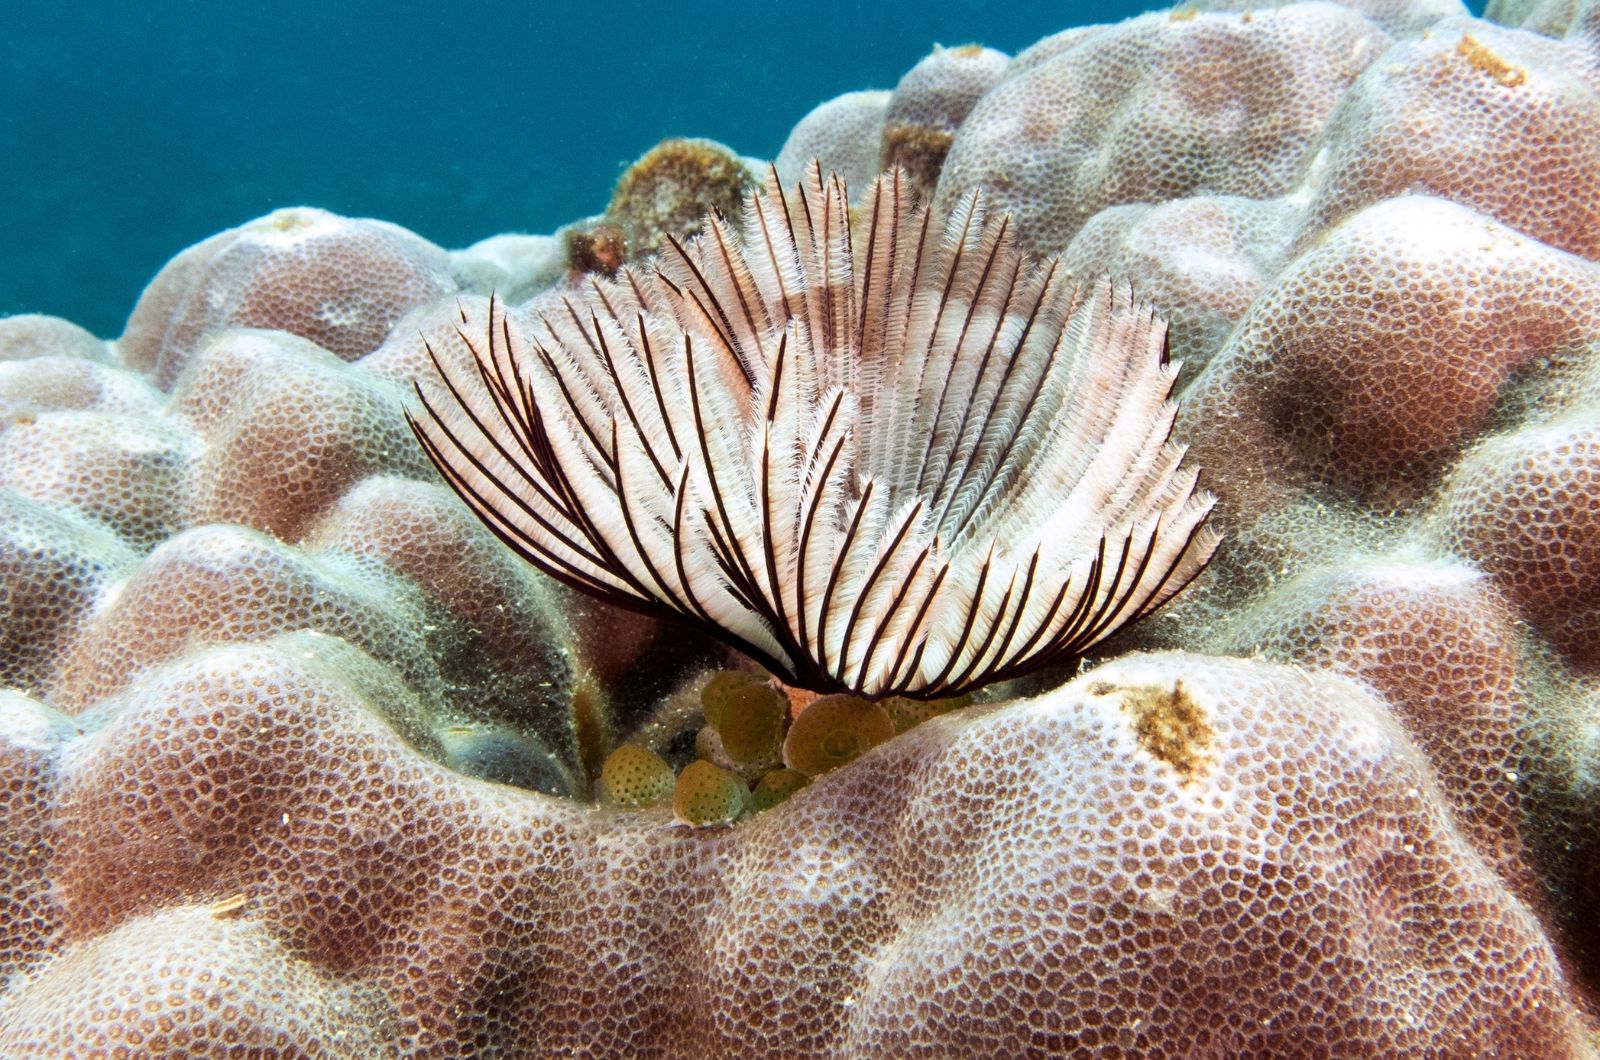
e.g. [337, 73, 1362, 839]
[410, 165, 1218, 698]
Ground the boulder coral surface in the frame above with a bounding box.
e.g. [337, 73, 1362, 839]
[5, 0, 1600, 1055]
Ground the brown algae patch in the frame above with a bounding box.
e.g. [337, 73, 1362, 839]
[882, 123, 957, 196]
[605, 138, 756, 258]
[1117, 681, 1214, 781]
[565, 223, 626, 277]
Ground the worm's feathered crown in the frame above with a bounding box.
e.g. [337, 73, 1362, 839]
[409, 165, 1219, 698]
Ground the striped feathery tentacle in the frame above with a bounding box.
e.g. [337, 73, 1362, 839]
[409, 167, 1219, 699]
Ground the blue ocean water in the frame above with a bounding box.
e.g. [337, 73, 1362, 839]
[2, 0, 1160, 339]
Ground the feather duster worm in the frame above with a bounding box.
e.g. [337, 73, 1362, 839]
[409, 165, 1219, 699]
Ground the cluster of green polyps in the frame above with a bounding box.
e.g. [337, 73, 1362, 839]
[597, 670, 970, 826]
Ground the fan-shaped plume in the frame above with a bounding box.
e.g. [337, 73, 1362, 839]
[409, 164, 1220, 698]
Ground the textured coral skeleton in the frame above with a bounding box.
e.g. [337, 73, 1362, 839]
[410, 165, 1219, 698]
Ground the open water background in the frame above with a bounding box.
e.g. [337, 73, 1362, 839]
[3, 0, 1482, 337]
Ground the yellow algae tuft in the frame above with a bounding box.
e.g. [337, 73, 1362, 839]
[261, 208, 318, 234]
[1457, 35, 1526, 88]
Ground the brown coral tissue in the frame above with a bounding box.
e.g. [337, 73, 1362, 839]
[412, 165, 1218, 699]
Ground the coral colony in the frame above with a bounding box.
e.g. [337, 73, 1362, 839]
[5, 4, 1600, 1056]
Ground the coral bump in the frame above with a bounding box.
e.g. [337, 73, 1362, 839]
[409, 164, 1219, 698]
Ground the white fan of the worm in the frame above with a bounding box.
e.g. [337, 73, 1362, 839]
[409, 163, 1220, 699]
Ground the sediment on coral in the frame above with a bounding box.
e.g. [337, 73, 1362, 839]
[5, 0, 1600, 1053]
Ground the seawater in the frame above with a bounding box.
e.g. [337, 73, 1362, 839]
[2, 0, 1175, 338]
